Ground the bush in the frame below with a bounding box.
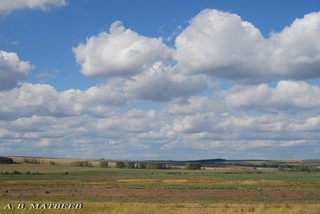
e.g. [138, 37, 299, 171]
[23, 158, 40, 164]
[1, 171, 22, 175]
[126, 161, 135, 169]
[72, 161, 92, 167]
[99, 160, 109, 168]
[0, 157, 14, 164]
[147, 162, 168, 169]
[12, 170, 21, 175]
[138, 162, 147, 169]
[116, 161, 126, 168]
[279, 164, 320, 172]
[30, 159, 40, 164]
[186, 162, 202, 170]
[49, 161, 56, 165]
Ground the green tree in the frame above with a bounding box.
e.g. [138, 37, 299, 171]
[116, 161, 126, 168]
[147, 162, 167, 169]
[138, 162, 147, 169]
[126, 161, 135, 169]
[186, 162, 202, 170]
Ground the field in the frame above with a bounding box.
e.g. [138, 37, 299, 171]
[0, 157, 319, 213]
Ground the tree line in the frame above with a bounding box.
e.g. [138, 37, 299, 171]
[115, 161, 202, 170]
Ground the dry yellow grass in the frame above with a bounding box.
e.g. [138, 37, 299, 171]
[9, 156, 103, 167]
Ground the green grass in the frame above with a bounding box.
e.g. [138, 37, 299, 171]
[1, 166, 320, 185]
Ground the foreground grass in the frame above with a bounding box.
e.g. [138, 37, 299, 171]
[1, 202, 320, 214]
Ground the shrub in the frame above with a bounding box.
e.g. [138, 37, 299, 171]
[167, 171, 184, 175]
[23, 158, 40, 164]
[30, 159, 40, 164]
[126, 161, 135, 169]
[12, 171, 21, 175]
[99, 160, 109, 168]
[138, 162, 147, 169]
[279, 165, 319, 172]
[116, 161, 126, 168]
[72, 161, 92, 167]
[49, 161, 56, 165]
[147, 162, 168, 169]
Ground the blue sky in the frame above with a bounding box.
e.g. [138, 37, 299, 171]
[0, 0, 320, 160]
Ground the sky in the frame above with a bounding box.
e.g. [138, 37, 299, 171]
[0, 0, 320, 160]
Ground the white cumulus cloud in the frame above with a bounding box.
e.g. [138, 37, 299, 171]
[174, 9, 320, 83]
[270, 12, 320, 80]
[73, 21, 173, 78]
[174, 9, 267, 82]
[0, 83, 126, 120]
[0, 50, 32, 91]
[125, 62, 209, 102]
[225, 81, 320, 112]
[0, 0, 67, 15]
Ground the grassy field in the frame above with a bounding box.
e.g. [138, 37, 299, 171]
[0, 156, 319, 213]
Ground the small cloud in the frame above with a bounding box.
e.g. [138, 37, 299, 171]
[157, 24, 165, 35]
[35, 138, 51, 148]
[37, 70, 59, 84]
[167, 25, 183, 42]
[0, 35, 19, 46]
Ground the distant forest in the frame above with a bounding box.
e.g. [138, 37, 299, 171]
[0, 157, 14, 164]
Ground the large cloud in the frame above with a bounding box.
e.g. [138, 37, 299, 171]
[1, 80, 320, 159]
[73, 21, 206, 102]
[0, 83, 126, 120]
[174, 9, 320, 83]
[174, 9, 266, 81]
[270, 12, 320, 80]
[73, 21, 173, 78]
[225, 81, 320, 112]
[0, 50, 32, 91]
[72, 10, 320, 103]
[0, 0, 67, 15]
